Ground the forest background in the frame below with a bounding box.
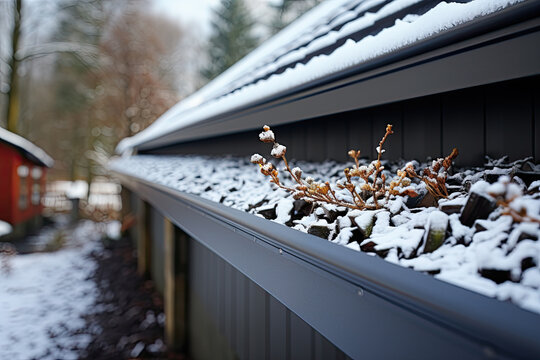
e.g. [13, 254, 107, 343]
[0, 0, 321, 181]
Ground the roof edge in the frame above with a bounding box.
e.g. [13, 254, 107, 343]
[0, 127, 54, 167]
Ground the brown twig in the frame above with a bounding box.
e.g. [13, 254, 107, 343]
[252, 124, 419, 211]
[404, 148, 458, 200]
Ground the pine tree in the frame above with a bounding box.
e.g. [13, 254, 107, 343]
[201, 0, 258, 81]
[270, 0, 323, 35]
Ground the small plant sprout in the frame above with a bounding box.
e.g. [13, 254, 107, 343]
[252, 124, 419, 210]
[404, 148, 459, 199]
[488, 176, 540, 223]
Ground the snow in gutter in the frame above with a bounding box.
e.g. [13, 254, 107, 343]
[116, 0, 522, 154]
[109, 154, 540, 315]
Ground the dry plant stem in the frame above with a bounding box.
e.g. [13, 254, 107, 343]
[503, 207, 540, 223]
[491, 196, 540, 224]
[282, 155, 300, 183]
[350, 189, 366, 208]
[371, 124, 393, 209]
[345, 152, 368, 208]
[269, 170, 359, 209]
[254, 124, 421, 211]
[405, 148, 458, 200]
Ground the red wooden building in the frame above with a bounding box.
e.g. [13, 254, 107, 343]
[0, 127, 53, 235]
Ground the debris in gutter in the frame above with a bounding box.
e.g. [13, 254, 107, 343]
[110, 154, 540, 314]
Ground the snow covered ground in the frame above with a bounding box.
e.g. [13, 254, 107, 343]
[0, 220, 119, 360]
[110, 154, 540, 314]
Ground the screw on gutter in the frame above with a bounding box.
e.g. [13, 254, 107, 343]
[357, 288, 364, 297]
[279, 248, 283, 255]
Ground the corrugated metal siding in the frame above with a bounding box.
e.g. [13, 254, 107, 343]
[146, 76, 539, 166]
[535, 84, 540, 160]
[150, 207, 165, 294]
[129, 192, 140, 248]
[188, 238, 350, 360]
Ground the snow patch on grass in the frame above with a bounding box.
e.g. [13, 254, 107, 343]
[0, 221, 107, 359]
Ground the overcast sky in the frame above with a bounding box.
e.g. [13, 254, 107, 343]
[152, 0, 275, 38]
[152, 0, 220, 36]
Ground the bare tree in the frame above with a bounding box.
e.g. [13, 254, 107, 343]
[4, 0, 21, 133]
[1, 0, 191, 181]
[98, 6, 183, 138]
[0, 0, 100, 134]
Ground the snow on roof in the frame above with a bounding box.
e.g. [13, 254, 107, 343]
[116, 0, 523, 154]
[0, 127, 54, 167]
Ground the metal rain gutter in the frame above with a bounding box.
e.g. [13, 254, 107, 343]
[113, 169, 540, 360]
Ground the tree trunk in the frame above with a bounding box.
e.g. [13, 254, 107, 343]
[6, 0, 22, 133]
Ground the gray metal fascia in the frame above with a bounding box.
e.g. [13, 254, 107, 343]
[114, 170, 540, 360]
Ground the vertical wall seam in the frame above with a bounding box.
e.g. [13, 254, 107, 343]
[185, 234, 191, 356]
[230, 266, 236, 355]
[399, 101, 405, 159]
[265, 292, 270, 360]
[483, 89, 487, 159]
[369, 111, 374, 159]
[346, 114, 351, 155]
[439, 95, 443, 156]
[532, 90, 536, 161]
[286, 308, 291, 360]
[245, 276, 250, 359]
[311, 328, 316, 360]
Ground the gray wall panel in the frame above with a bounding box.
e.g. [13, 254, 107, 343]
[290, 123, 307, 161]
[402, 95, 442, 160]
[185, 237, 350, 360]
[347, 110, 373, 161]
[129, 192, 140, 248]
[442, 88, 485, 166]
[209, 251, 218, 325]
[371, 103, 403, 160]
[193, 240, 204, 301]
[290, 312, 313, 360]
[146, 77, 539, 166]
[534, 84, 540, 162]
[218, 257, 226, 335]
[269, 296, 288, 360]
[189, 240, 214, 360]
[248, 281, 267, 360]
[150, 208, 165, 294]
[326, 118, 349, 161]
[305, 118, 327, 161]
[486, 82, 533, 161]
[189, 239, 237, 360]
[224, 262, 235, 348]
[314, 331, 340, 360]
[236, 271, 249, 360]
